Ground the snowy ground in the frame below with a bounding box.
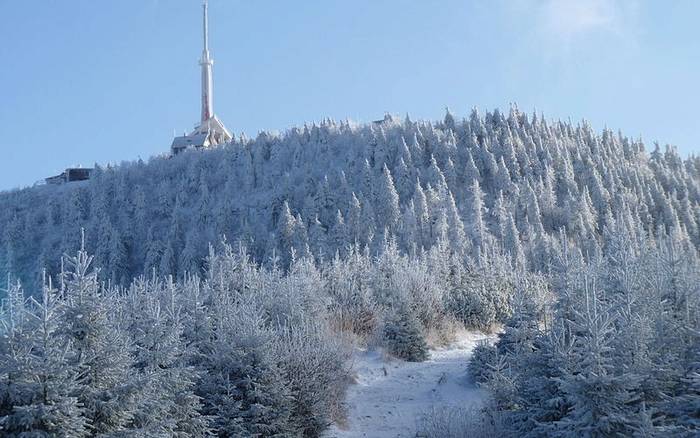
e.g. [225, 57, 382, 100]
[325, 331, 496, 438]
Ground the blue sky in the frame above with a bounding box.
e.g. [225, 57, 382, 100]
[1, 0, 698, 190]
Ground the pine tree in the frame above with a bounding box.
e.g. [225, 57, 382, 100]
[60, 244, 140, 435]
[426, 155, 448, 193]
[495, 156, 513, 195]
[504, 214, 525, 267]
[0, 277, 89, 437]
[493, 190, 509, 241]
[400, 200, 419, 252]
[463, 149, 481, 188]
[331, 210, 349, 254]
[382, 304, 429, 362]
[554, 300, 640, 437]
[347, 192, 362, 244]
[126, 281, 210, 437]
[578, 187, 598, 236]
[277, 201, 299, 265]
[375, 164, 401, 232]
[394, 157, 413, 202]
[444, 191, 467, 254]
[466, 179, 491, 254]
[443, 107, 456, 131]
[515, 324, 575, 437]
[413, 181, 431, 248]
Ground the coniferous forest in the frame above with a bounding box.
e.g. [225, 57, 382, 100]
[1, 108, 699, 436]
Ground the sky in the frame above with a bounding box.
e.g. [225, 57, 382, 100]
[1, 0, 699, 190]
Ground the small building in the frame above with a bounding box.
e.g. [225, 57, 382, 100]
[171, 132, 212, 155]
[45, 168, 93, 185]
[373, 113, 395, 125]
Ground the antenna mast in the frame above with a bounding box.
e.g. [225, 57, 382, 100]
[200, 0, 214, 122]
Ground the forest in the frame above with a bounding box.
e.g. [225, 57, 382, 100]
[1, 107, 698, 436]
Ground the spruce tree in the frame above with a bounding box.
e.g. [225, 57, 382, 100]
[375, 164, 401, 232]
[60, 244, 140, 435]
[382, 305, 429, 362]
[0, 278, 89, 437]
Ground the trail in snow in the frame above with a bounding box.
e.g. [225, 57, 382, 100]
[325, 331, 496, 438]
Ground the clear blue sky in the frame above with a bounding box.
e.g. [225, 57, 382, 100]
[1, 0, 698, 190]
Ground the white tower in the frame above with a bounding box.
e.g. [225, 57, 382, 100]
[200, 0, 213, 123]
[171, 0, 232, 155]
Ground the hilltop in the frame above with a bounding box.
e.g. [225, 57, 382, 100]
[2, 108, 698, 291]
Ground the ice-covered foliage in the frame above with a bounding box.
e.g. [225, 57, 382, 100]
[474, 232, 700, 436]
[2, 108, 699, 294]
[1, 107, 699, 435]
[1, 243, 351, 437]
[382, 303, 429, 362]
[0, 233, 526, 436]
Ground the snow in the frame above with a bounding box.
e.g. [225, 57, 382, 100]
[325, 331, 497, 438]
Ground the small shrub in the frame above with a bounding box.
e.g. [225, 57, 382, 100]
[446, 286, 497, 331]
[468, 341, 497, 385]
[276, 320, 353, 437]
[382, 306, 429, 362]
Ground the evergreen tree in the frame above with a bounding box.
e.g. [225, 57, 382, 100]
[466, 179, 491, 254]
[347, 192, 362, 244]
[331, 210, 349, 254]
[382, 304, 429, 362]
[554, 306, 641, 437]
[375, 164, 401, 231]
[413, 181, 431, 248]
[60, 245, 140, 435]
[0, 279, 89, 437]
[127, 282, 210, 437]
[444, 191, 467, 254]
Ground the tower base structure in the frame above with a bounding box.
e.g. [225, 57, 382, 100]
[171, 116, 232, 155]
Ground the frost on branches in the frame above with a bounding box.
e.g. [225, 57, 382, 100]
[0, 107, 699, 436]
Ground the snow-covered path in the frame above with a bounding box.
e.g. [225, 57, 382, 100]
[325, 331, 495, 438]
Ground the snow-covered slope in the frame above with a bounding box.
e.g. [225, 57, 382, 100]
[325, 331, 496, 438]
[3, 108, 699, 294]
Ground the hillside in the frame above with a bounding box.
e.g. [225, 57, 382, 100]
[1, 107, 699, 436]
[2, 108, 699, 291]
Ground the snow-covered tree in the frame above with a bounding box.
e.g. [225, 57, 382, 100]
[0, 278, 89, 437]
[60, 244, 140, 435]
[375, 164, 401, 232]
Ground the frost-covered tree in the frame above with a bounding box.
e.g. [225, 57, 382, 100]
[375, 164, 401, 232]
[197, 305, 292, 438]
[383, 304, 429, 362]
[466, 179, 491, 255]
[125, 279, 209, 437]
[0, 278, 89, 437]
[59, 244, 140, 435]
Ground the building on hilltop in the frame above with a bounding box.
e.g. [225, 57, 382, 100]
[171, 0, 232, 155]
[45, 167, 93, 185]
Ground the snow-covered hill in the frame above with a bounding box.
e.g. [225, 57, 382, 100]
[1, 108, 698, 436]
[1, 108, 698, 293]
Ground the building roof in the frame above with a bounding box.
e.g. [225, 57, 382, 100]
[171, 132, 211, 150]
[44, 167, 93, 185]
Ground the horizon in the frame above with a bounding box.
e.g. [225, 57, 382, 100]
[1, 0, 699, 190]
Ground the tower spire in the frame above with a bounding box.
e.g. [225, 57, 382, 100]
[203, 0, 209, 53]
[171, 0, 232, 155]
[200, 0, 213, 123]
